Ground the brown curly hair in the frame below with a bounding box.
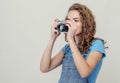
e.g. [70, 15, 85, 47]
[65, 3, 104, 53]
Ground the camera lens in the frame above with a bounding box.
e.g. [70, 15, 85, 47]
[56, 23, 68, 32]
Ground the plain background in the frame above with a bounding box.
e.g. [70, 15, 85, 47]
[0, 0, 120, 83]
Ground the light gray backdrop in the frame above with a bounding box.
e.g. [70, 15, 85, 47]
[0, 0, 119, 83]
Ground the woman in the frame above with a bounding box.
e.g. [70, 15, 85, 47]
[40, 3, 106, 83]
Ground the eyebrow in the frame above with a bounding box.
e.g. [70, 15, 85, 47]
[66, 17, 80, 20]
[73, 18, 81, 20]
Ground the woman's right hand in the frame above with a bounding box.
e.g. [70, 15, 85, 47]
[51, 18, 61, 39]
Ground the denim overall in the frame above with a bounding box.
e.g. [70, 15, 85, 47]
[58, 40, 106, 83]
[58, 55, 88, 83]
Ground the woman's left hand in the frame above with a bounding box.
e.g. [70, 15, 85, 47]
[65, 20, 77, 41]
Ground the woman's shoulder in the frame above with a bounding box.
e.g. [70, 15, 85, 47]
[91, 39, 104, 46]
[90, 38, 105, 51]
[89, 38, 106, 58]
[61, 44, 70, 54]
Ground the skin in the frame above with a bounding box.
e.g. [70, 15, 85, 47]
[40, 10, 102, 78]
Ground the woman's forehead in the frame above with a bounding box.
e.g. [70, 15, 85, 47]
[66, 10, 81, 19]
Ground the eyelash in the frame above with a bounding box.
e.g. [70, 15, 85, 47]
[74, 20, 79, 22]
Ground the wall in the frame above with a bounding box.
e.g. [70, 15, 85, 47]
[0, 0, 119, 83]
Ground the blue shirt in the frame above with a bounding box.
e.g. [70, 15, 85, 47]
[61, 40, 106, 83]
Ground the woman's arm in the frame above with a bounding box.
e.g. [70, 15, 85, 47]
[68, 39, 102, 78]
[40, 37, 64, 73]
[40, 18, 64, 73]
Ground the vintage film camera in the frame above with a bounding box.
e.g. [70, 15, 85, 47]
[55, 20, 68, 32]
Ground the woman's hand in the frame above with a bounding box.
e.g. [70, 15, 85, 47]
[51, 18, 61, 39]
[65, 20, 77, 41]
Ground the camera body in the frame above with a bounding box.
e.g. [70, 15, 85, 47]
[55, 20, 68, 32]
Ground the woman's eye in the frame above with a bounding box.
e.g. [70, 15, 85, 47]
[74, 20, 80, 22]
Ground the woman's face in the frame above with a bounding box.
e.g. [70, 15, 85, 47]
[66, 10, 82, 35]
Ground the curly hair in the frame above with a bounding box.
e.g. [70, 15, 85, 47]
[65, 3, 103, 53]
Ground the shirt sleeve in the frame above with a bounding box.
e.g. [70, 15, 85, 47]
[61, 44, 69, 55]
[90, 40, 106, 58]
